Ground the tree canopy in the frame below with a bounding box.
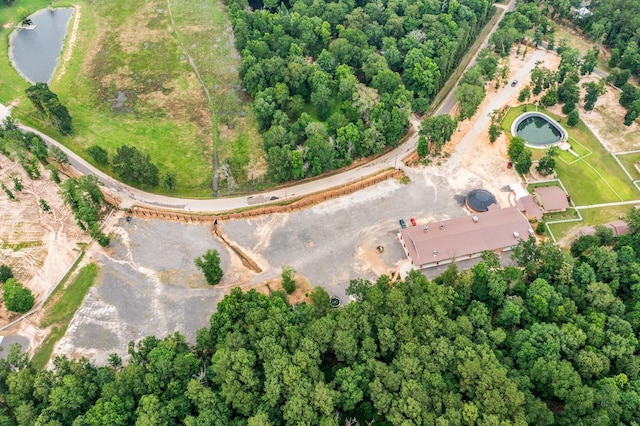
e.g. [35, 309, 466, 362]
[230, 0, 494, 182]
[3, 208, 640, 424]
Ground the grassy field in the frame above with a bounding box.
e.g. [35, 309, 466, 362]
[31, 262, 97, 370]
[548, 205, 635, 243]
[2, 0, 260, 197]
[616, 153, 640, 181]
[503, 104, 639, 205]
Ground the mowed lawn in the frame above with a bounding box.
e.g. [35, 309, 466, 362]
[549, 205, 636, 244]
[3, 0, 260, 198]
[503, 104, 640, 205]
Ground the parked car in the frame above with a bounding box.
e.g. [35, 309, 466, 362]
[511, 80, 518, 87]
[410, 217, 417, 226]
[399, 219, 407, 229]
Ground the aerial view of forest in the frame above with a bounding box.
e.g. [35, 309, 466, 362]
[1, 0, 640, 424]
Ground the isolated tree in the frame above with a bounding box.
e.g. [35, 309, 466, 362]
[566, 109, 579, 127]
[2, 279, 34, 313]
[87, 145, 109, 165]
[25, 83, 72, 134]
[49, 145, 69, 165]
[112, 145, 159, 187]
[281, 266, 296, 294]
[195, 250, 224, 285]
[0, 265, 13, 284]
[536, 147, 558, 176]
[420, 115, 457, 154]
[541, 88, 558, 107]
[488, 123, 502, 143]
[607, 68, 631, 88]
[456, 83, 485, 120]
[508, 136, 526, 164]
[17, 7, 30, 25]
[514, 148, 532, 175]
[161, 172, 177, 190]
[518, 87, 531, 103]
[39, 199, 50, 212]
[583, 81, 604, 111]
[417, 136, 429, 157]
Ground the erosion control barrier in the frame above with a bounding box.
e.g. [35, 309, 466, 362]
[129, 168, 404, 223]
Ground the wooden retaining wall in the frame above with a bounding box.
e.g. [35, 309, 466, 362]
[129, 168, 403, 222]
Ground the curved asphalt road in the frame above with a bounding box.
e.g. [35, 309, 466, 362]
[3, 0, 582, 216]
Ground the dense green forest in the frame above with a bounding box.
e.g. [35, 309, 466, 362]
[3, 210, 640, 424]
[580, 0, 640, 77]
[226, 0, 494, 182]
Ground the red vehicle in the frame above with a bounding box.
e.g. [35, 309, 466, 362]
[410, 217, 417, 226]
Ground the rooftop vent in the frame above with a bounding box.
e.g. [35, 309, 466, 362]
[423, 225, 428, 232]
[472, 216, 478, 223]
[439, 223, 445, 229]
[433, 250, 438, 256]
[513, 231, 520, 239]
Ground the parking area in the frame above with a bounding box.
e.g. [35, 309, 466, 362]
[53, 162, 506, 364]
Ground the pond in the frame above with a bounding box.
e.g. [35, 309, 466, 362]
[9, 8, 73, 84]
[512, 112, 567, 148]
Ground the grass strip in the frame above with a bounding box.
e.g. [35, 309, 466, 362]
[32, 263, 98, 369]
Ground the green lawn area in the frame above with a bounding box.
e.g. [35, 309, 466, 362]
[32, 261, 97, 370]
[616, 152, 640, 181]
[503, 104, 640, 205]
[548, 205, 635, 242]
[2, 0, 261, 198]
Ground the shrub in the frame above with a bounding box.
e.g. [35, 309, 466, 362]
[536, 221, 546, 235]
[281, 266, 297, 294]
[541, 89, 558, 107]
[0, 265, 13, 283]
[195, 250, 224, 285]
[567, 109, 579, 127]
[3, 279, 35, 313]
[87, 145, 109, 165]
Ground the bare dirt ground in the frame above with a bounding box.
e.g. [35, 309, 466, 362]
[577, 79, 640, 153]
[0, 156, 88, 335]
[442, 47, 562, 206]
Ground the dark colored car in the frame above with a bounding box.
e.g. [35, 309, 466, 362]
[399, 219, 407, 229]
[511, 80, 518, 87]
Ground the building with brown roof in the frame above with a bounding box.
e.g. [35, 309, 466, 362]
[534, 186, 569, 212]
[398, 207, 534, 269]
[515, 195, 543, 221]
[579, 220, 629, 237]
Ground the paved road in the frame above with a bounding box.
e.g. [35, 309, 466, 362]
[0, 0, 527, 215]
[436, 0, 516, 116]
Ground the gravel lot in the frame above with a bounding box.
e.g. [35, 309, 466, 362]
[53, 163, 504, 364]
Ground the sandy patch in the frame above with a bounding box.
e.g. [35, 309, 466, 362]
[56, 5, 81, 82]
[578, 81, 640, 153]
[440, 48, 562, 206]
[0, 156, 89, 328]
